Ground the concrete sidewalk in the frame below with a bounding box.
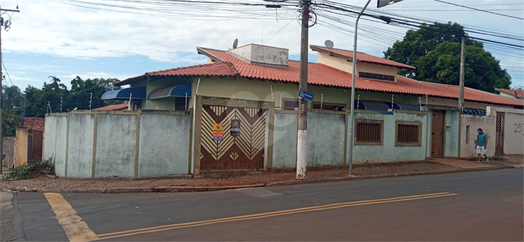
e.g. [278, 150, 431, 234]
[0, 157, 518, 193]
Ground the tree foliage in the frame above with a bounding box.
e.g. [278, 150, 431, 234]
[1, 85, 23, 136]
[384, 22, 511, 93]
[1, 76, 120, 136]
[23, 76, 121, 117]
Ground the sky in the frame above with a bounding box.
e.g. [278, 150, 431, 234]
[1, 0, 523, 90]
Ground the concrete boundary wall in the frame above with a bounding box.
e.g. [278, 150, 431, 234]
[272, 110, 429, 169]
[487, 106, 524, 155]
[46, 108, 430, 177]
[351, 111, 428, 164]
[460, 115, 496, 158]
[44, 111, 191, 178]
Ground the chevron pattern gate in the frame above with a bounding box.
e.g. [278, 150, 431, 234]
[200, 105, 266, 170]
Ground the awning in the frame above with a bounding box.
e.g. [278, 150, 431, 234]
[354, 100, 421, 111]
[101, 86, 147, 100]
[354, 101, 389, 111]
[463, 108, 486, 116]
[148, 83, 192, 100]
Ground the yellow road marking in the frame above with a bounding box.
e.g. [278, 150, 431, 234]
[94, 192, 457, 241]
[97, 192, 450, 237]
[44, 193, 99, 242]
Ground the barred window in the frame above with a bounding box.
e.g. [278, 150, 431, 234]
[355, 120, 383, 145]
[283, 100, 299, 110]
[359, 72, 395, 81]
[396, 122, 422, 146]
[313, 103, 345, 111]
[175, 97, 186, 111]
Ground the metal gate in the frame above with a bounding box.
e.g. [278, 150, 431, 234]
[32, 130, 44, 161]
[495, 112, 505, 156]
[200, 105, 266, 170]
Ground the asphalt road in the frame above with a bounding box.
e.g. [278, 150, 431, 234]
[3, 168, 523, 241]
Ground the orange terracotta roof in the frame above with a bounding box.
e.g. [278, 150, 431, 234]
[115, 46, 524, 108]
[93, 104, 129, 111]
[199, 48, 523, 107]
[397, 77, 524, 106]
[24, 117, 45, 131]
[311, 45, 415, 69]
[115, 62, 237, 86]
[498, 88, 524, 98]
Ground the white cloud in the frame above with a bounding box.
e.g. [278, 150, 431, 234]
[1, 0, 522, 85]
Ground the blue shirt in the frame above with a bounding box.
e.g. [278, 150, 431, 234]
[477, 133, 488, 147]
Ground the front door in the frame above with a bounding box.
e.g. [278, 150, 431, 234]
[200, 105, 267, 170]
[431, 110, 445, 158]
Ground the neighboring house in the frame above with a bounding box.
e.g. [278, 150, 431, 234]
[15, 117, 45, 168]
[23, 117, 45, 131]
[43, 43, 524, 178]
[93, 103, 129, 111]
[496, 88, 524, 99]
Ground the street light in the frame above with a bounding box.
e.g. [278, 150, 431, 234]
[377, 0, 404, 8]
[348, 0, 403, 174]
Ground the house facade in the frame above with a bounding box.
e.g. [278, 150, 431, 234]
[43, 43, 524, 178]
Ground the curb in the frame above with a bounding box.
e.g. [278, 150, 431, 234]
[0, 165, 515, 194]
[0, 184, 268, 194]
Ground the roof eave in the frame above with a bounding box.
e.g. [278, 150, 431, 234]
[197, 47, 225, 63]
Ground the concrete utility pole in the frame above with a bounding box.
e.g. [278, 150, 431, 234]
[348, 0, 372, 175]
[0, 6, 20, 174]
[348, 0, 404, 174]
[296, 0, 311, 179]
[458, 37, 465, 112]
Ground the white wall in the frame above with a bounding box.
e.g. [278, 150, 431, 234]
[486, 106, 524, 155]
[504, 112, 524, 155]
[45, 111, 192, 178]
[460, 115, 496, 158]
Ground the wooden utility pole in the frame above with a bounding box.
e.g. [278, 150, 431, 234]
[458, 37, 465, 111]
[0, 6, 20, 174]
[0, 6, 3, 174]
[296, 0, 311, 179]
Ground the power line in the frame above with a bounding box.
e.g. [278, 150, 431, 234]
[434, 0, 524, 21]
[1, 61, 15, 86]
[318, 0, 524, 40]
[384, 9, 524, 12]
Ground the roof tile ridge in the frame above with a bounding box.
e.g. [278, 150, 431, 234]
[225, 62, 240, 76]
[146, 62, 228, 75]
[197, 47, 225, 63]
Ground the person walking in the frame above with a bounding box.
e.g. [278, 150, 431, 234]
[475, 128, 489, 163]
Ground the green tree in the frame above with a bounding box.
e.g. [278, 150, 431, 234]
[24, 76, 69, 117]
[2, 85, 24, 109]
[2, 108, 20, 137]
[384, 22, 511, 92]
[23, 85, 44, 118]
[1, 85, 23, 136]
[67, 76, 112, 110]
[22, 76, 122, 117]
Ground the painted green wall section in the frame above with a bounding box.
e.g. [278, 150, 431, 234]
[272, 110, 428, 169]
[190, 76, 418, 109]
[350, 111, 428, 164]
[444, 110, 460, 157]
[131, 76, 418, 111]
[132, 77, 191, 110]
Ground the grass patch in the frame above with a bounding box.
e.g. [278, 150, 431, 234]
[3, 158, 55, 180]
